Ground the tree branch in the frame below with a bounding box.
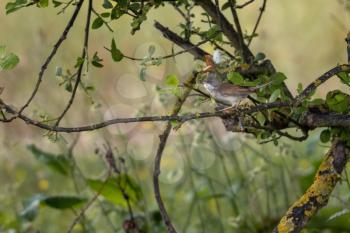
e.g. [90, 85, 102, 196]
[55, 0, 92, 126]
[13, 0, 85, 119]
[154, 21, 209, 60]
[295, 64, 350, 104]
[273, 139, 349, 233]
[153, 72, 198, 233]
[194, 0, 254, 62]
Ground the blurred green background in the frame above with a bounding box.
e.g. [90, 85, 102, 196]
[0, 0, 350, 232]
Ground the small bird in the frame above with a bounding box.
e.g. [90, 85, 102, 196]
[202, 55, 271, 111]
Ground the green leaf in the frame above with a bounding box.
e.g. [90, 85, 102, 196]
[102, 0, 113, 9]
[65, 82, 73, 92]
[27, 144, 72, 176]
[100, 12, 111, 18]
[55, 66, 63, 76]
[111, 38, 123, 62]
[320, 129, 331, 143]
[111, 5, 123, 19]
[337, 71, 350, 86]
[227, 72, 244, 85]
[270, 72, 287, 84]
[5, 0, 27, 14]
[38, 0, 49, 8]
[130, 5, 151, 34]
[148, 45, 156, 56]
[0, 53, 19, 70]
[165, 74, 179, 87]
[269, 89, 281, 102]
[129, 3, 140, 12]
[326, 90, 349, 113]
[254, 52, 266, 61]
[117, 0, 128, 9]
[92, 52, 103, 68]
[74, 56, 84, 68]
[52, 0, 62, 7]
[139, 67, 146, 81]
[309, 98, 325, 106]
[42, 196, 87, 209]
[92, 17, 104, 29]
[170, 120, 180, 128]
[87, 176, 143, 208]
[297, 83, 303, 94]
[205, 25, 221, 39]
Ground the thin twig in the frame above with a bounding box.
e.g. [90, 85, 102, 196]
[66, 172, 111, 233]
[54, 0, 93, 126]
[247, 0, 266, 47]
[153, 73, 198, 233]
[91, 8, 114, 32]
[104, 34, 215, 61]
[235, 0, 256, 9]
[13, 0, 85, 121]
[228, 0, 248, 61]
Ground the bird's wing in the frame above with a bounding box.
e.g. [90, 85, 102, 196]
[218, 83, 255, 96]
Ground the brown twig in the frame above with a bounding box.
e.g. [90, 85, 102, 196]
[235, 0, 256, 9]
[54, 0, 93, 127]
[228, 0, 247, 61]
[153, 73, 198, 233]
[66, 171, 111, 233]
[247, 0, 266, 47]
[154, 21, 209, 60]
[13, 0, 85, 120]
[194, 0, 254, 62]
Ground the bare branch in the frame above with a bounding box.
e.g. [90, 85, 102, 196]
[153, 73, 198, 233]
[236, 0, 256, 9]
[154, 21, 209, 60]
[247, 0, 267, 47]
[67, 171, 111, 233]
[194, 0, 254, 62]
[14, 0, 85, 119]
[54, 0, 93, 126]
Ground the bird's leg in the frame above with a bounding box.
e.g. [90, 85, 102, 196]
[202, 65, 213, 73]
[219, 100, 242, 112]
[219, 104, 235, 112]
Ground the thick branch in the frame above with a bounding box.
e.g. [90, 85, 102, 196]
[300, 112, 350, 128]
[193, 0, 254, 62]
[273, 139, 349, 233]
[154, 21, 209, 60]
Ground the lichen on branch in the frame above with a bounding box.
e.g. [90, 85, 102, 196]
[273, 139, 349, 233]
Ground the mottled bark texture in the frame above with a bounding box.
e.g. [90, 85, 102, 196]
[273, 139, 349, 233]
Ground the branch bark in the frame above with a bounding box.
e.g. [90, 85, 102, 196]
[273, 139, 349, 233]
[154, 21, 209, 60]
[193, 0, 254, 62]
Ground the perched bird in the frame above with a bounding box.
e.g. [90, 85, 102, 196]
[202, 55, 271, 110]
